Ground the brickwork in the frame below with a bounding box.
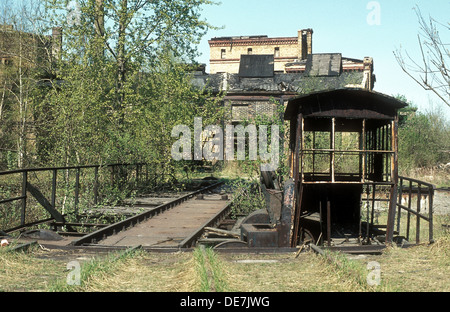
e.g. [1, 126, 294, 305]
[209, 30, 313, 74]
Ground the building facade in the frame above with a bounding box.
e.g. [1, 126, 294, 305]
[208, 29, 313, 74]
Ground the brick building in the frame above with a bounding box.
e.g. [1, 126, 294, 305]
[193, 29, 375, 124]
[191, 29, 376, 161]
[208, 29, 313, 74]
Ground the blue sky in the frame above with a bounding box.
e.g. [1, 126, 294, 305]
[195, 0, 450, 116]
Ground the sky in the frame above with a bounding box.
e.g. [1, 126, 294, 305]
[194, 0, 450, 116]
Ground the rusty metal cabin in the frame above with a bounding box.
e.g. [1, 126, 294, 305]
[284, 88, 408, 248]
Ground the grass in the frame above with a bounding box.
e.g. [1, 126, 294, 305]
[0, 245, 64, 291]
[1, 237, 449, 292]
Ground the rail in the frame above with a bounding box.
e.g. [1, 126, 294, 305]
[396, 176, 435, 244]
[0, 163, 147, 233]
[70, 180, 225, 246]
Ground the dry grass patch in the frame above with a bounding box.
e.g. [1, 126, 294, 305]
[374, 237, 450, 292]
[218, 252, 370, 292]
[0, 248, 65, 291]
[82, 251, 200, 292]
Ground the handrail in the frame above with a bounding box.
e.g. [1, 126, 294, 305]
[0, 163, 147, 233]
[396, 176, 435, 244]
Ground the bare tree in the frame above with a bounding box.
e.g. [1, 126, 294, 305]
[394, 6, 449, 108]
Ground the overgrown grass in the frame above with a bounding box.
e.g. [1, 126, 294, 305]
[0, 245, 64, 291]
[193, 247, 230, 292]
[1, 237, 449, 292]
[47, 246, 142, 292]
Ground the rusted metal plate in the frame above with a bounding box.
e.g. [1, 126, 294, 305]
[98, 195, 231, 247]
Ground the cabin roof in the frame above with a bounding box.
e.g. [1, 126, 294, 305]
[284, 88, 408, 121]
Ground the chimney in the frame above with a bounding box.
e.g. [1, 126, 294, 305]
[298, 28, 313, 60]
[363, 57, 375, 90]
[52, 27, 62, 60]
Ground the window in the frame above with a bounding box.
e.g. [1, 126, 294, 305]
[247, 48, 252, 55]
[221, 49, 226, 59]
[274, 47, 280, 57]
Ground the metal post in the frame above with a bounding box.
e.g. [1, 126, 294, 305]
[386, 118, 398, 244]
[21, 170, 27, 226]
[327, 199, 331, 247]
[94, 166, 99, 205]
[416, 185, 421, 244]
[51, 169, 57, 209]
[406, 180, 412, 241]
[74, 167, 80, 214]
[330, 117, 335, 183]
[397, 177, 403, 234]
[361, 119, 366, 183]
[429, 186, 434, 243]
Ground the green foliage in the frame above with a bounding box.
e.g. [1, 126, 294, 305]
[398, 105, 450, 170]
[30, 0, 223, 189]
[226, 98, 287, 217]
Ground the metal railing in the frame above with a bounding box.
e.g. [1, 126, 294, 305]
[396, 176, 435, 244]
[0, 163, 147, 233]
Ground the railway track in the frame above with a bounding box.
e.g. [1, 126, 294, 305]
[22, 180, 234, 251]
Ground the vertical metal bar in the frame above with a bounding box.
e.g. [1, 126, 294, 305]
[361, 119, 366, 183]
[94, 166, 99, 205]
[416, 185, 421, 244]
[312, 131, 316, 179]
[74, 167, 80, 214]
[327, 199, 331, 247]
[330, 117, 335, 183]
[319, 200, 323, 245]
[406, 180, 412, 241]
[51, 169, 57, 209]
[291, 114, 302, 247]
[370, 184, 375, 225]
[300, 116, 305, 183]
[386, 118, 399, 244]
[21, 170, 27, 226]
[366, 186, 370, 242]
[397, 177, 403, 234]
[428, 186, 434, 243]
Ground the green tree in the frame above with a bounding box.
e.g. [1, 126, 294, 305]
[34, 0, 223, 188]
[0, 0, 53, 169]
[397, 97, 450, 170]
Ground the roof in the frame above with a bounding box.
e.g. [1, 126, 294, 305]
[284, 88, 408, 120]
[238, 54, 274, 78]
[305, 53, 342, 77]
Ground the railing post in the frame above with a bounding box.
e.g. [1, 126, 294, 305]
[406, 180, 412, 241]
[21, 170, 27, 226]
[94, 166, 99, 206]
[416, 184, 421, 244]
[429, 186, 434, 243]
[51, 169, 57, 210]
[397, 177, 403, 234]
[75, 167, 80, 214]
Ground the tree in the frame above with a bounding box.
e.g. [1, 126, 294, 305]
[394, 6, 450, 108]
[34, 0, 223, 188]
[0, 0, 53, 169]
[396, 95, 450, 170]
